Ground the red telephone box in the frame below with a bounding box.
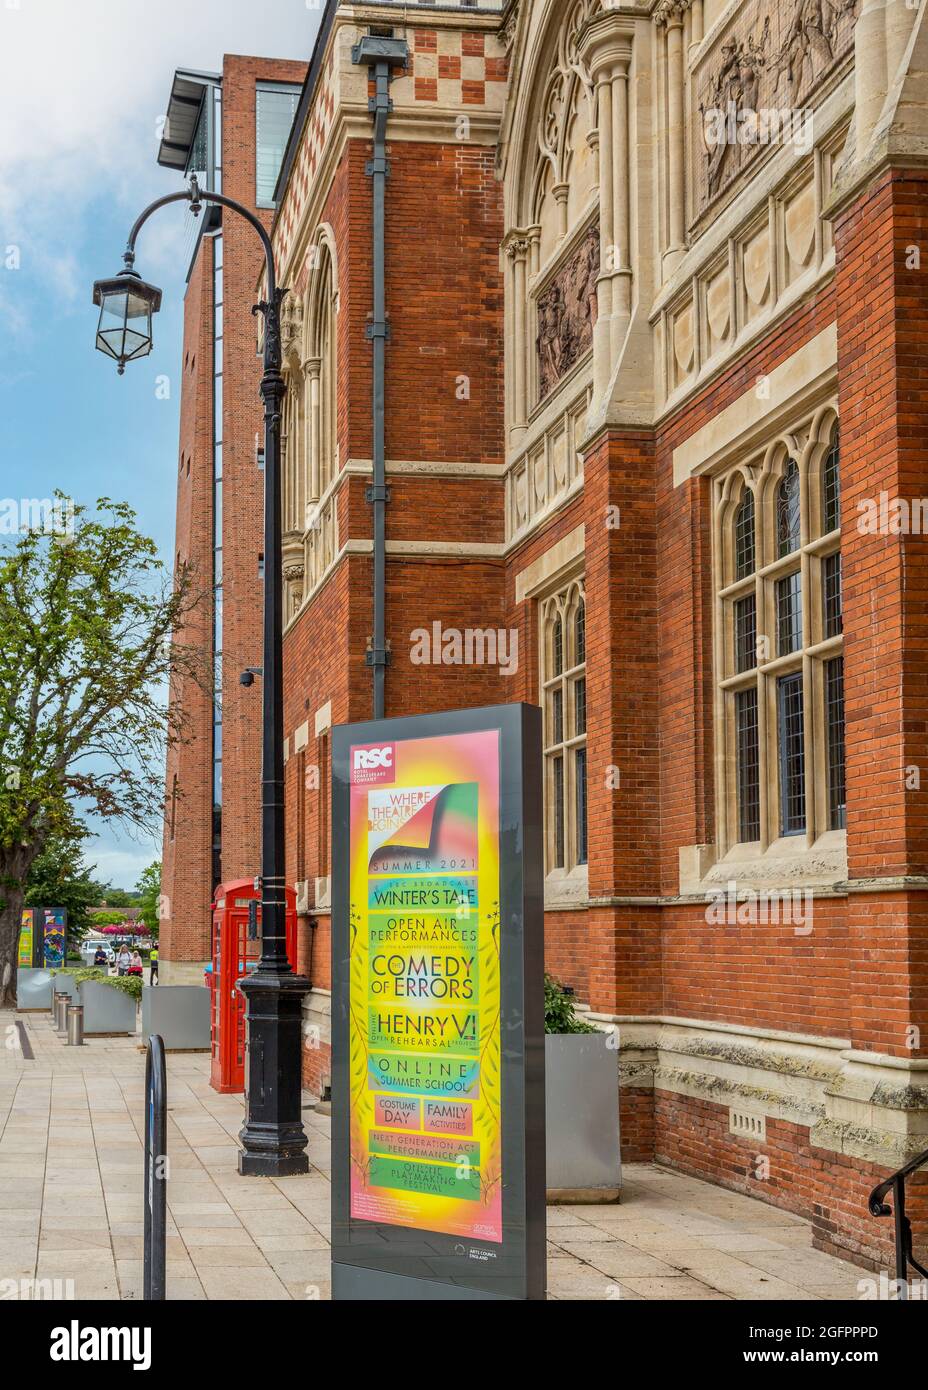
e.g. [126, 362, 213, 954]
[209, 879, 298, 1093]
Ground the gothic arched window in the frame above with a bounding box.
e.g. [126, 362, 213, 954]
[776, 458, 801, 557]
[716, 416, 844, 850]
[541, 579, 587, 872]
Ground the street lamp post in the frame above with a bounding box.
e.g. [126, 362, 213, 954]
[94, 176, 310, 1176]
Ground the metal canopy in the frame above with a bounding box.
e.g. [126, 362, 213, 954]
[157, 68, 221, 171]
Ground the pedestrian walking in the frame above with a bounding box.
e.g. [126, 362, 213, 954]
[149, 944, 159, 985]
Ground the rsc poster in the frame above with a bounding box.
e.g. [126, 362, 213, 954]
[347, 727, 503, 1244]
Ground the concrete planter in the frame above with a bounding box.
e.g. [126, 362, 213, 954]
[545, 1031, 621, 1203]
[16, 968, 76, 1010]
[79, 979, 138, 1035]
[141, 985, 210, 1050]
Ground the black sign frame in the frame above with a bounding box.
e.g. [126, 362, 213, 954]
[331, 702, 545, 1300]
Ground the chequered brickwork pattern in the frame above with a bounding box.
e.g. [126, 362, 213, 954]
[405, 27, 508, 107]
[275, 51, 336, 272]
[275, 22, 508, 272]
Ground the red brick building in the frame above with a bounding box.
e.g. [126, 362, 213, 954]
[159, 55, 306, 978]
[162, 0, 928, 1270]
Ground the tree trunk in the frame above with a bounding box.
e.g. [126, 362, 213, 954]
[0, 881, 26, 1010]
[0, 844, 38, 1010]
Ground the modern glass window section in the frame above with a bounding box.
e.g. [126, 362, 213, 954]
[213, 85, 223, 193]
[736, 687, 761, 842]
[826, 657, 846, 830]
[256, 82, 302, 207]
[777, 672, 806, 835]
[716, 416, 844, 850]
[189, 101, 209, 185]
[211, 232, 223, 892]
[823, 552, 842, 638]
[181, 78, 222, 273]
[540, 578, 587, 875]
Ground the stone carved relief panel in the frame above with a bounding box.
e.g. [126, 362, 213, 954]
[658, 119, 846, 409]
[782, 176, 817, 283]
[704, 262, 732, 358]
[536, 221, 599, 401]
[304, 495, 338, 602]
[529, 0, 600, 262]
[695, 0, 858, 215]
[507, 389, 590, 541]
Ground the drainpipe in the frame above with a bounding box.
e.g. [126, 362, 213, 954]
[352, 33, 408, 720]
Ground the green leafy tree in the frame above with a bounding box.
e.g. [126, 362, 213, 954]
[98, 885, 141, 908]
[0, 497, 203, 1006]
[136, 861, 162, 939]
[88, 909, 129, 928]
[24, 830, 106, 948]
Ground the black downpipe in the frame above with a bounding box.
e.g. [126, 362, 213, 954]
[352, 35, 408, 720]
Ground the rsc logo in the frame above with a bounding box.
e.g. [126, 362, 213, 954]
[351, 743, 396, 784]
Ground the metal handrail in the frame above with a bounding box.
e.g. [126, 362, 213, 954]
[143, 1035, 167, 1300]
[869, 1147, 928, 1298]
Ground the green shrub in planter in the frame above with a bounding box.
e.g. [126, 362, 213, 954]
[53, 966, 143, 1003]
[544, 973, 599, 1035]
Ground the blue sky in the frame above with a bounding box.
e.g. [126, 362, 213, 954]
[0, 0, 320, 887]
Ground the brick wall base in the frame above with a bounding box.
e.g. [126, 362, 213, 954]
[303, 1037, 332, 1098]
[646, 1088, 928, 1272]
[620, 1086, 656, 1163]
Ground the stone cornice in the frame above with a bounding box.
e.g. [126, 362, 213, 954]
[578, 11, 635, 79]
[579, 1013, 928, 1168]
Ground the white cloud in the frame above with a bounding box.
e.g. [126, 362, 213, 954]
[0, 0, 319, 316]
[84, 837, 160, 892]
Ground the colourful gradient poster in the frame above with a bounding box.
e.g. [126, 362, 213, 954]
[18, 909, 34, 967]
[347, 728, 502, 1243]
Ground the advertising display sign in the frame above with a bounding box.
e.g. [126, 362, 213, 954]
[331, 704, 545, 1300]
[42, 909, 66, 967]
[17, 906, 67, 968]
[18, 909, 35, 968]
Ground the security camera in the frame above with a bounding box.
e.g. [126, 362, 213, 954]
[240, 671, 254, 687]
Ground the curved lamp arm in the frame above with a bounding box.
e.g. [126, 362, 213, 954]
[124, 176, 277, 300]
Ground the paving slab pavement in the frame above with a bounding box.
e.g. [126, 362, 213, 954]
[0, 1009, 872, 1301]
